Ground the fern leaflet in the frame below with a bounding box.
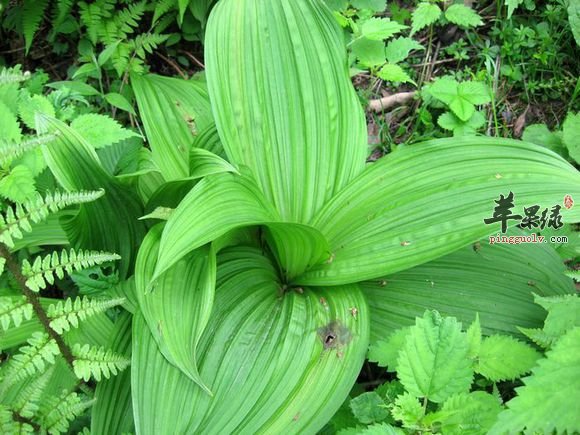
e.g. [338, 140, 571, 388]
[22, 0, 50, 53]
[0, 189, 105, 248]
[1, 332, 59, 390]
[72, 344, 130, 381]
[0, 296, 33, 331]
[38, 390, 95, 434]
[0, 134, 58, 167]
[22, 249, 121, 292]
[48, 296, 125, 334]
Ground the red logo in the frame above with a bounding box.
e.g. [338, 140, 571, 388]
[564, 195, 574, 210]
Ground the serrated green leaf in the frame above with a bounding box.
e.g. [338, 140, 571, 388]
[71, 114, 140, 149]
[385, 37, 423, 64]
[206, 0, 367, 223]
[562, 112, 580, 163]
[0, 165, 36, 203]
[411, 3, 441, 34]
[391, 393, 423, 428]
[437, 111, 486, 135]
[444, 5, 482, 28]
[351, 38, 386, 67]
[133, 247, 370, 433]
[519, 293, 580, 348]
[489, 327, 580, 434]
[0, 100, 22, 143]
[377, 64, 414, 84]
[361, 18, 407, 41]
[429, 79, 491, 121]
[466, 314, 481, 359]
[476, 335, 540, 382]
[397, 311, 472, 403]
[437, 391, 501, 435]
[18, 94, 55, 132]
[350, 392, 388, 425]
[367, 327, 410, 371]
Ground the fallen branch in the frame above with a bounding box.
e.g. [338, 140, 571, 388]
[368, 91, 416, 113]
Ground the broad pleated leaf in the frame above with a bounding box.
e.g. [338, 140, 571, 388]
[135, 225, 215, 393]
[188, 148, 238, 180]
[302, 137, 580, 285]
[206, 0, 367, 223]
[91, 312, 134, 434]
[132, 74, 214, 181]
[133, 247, 369, 434]
[361, 231, 575, 342]
[40, 117, 147, 278]
[152, 171, 280, 281]
[265, 222, 331, 281]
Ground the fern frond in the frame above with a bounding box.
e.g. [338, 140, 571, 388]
[47, 296, 125, 334]
[78, 0, 115, 44]
[132, 32, 170, 59]
[152, 0, 177, 24]
[13, 368, 54, 419]
[38, 390, 95, 434]
[0, 405, 33, 434]
[72, 344, 130, 381]
[22, 0, 50, 53]
[22, 249, 122, 292]
[0, 189, 105, 248]
[51, 0, 74, 31]
[1, 333, 59, 390]
[0, 134, 58, 167]
[114, 1, 147, 40]
[0, 66, 30, 86]
[0, 296, 33, 331]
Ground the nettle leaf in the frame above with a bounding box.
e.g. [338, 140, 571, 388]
[0, 165, 36, 203]
[367, 327, 410, 371]
[391, 393, 423, 428]
[396, 311, 472, 403]
[562, 112, 580, 163]
[71, 114, 140, 149]
[438, 391, 502, 435]
[361, 18, 407, 41]
[350, 392, 388, 425]
[475, 335, 540, 382]
[206, 0, 367, 223]
[385, 37, 423, 64]
[18, 94, 55, 131]
[377, 64, 414, 85]
[0, 100, 22, 143]
[429, 79, 491, 121]
[351, 0, 386, 12]
[411, 2, 442, 34]
[444, 4, 483, 28]
[133, 247, 370, 433]
[519, 294, 580, 348]
[490, 327, 580, 434]
[351, 38, 386, 67]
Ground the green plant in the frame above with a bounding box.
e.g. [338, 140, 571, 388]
[424, 76, 492, 136]
[522, 111, 579, 163]
[324, 295, 580, 433]
[1, 0, 580, 433]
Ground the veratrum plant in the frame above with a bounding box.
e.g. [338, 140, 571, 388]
[6, 0, 579, 433]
